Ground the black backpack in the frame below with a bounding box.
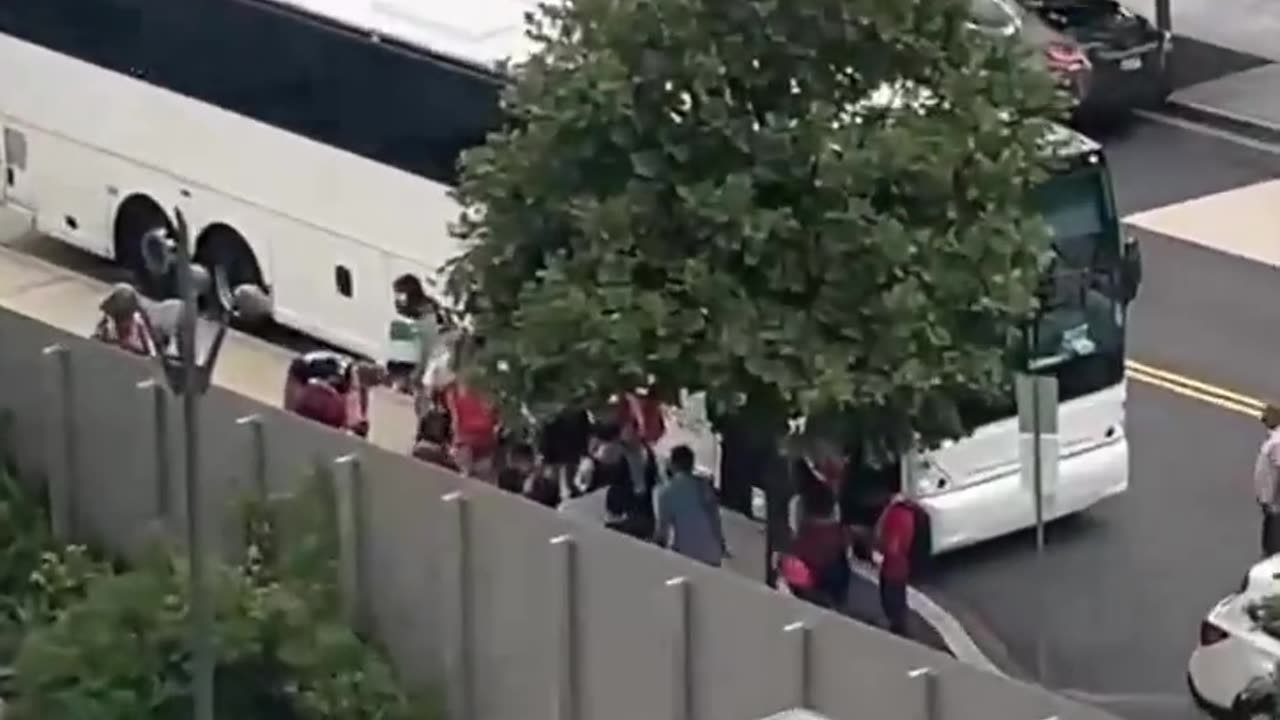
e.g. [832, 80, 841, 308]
[908, 502, 933, 576]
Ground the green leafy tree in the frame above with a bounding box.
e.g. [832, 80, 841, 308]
[448, 0, 1065, 464]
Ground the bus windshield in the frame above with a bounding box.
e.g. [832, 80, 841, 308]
[1025, 162, 1126, 400]
[1029, 165, 1123, 368]
[956, 159, 1126, 428]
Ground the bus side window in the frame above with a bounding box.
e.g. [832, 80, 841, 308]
[3, 127, 26, 171]
[334, 265, 353, 298]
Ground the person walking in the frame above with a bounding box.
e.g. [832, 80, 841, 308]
[609, 419, 659, 539]
[412, 408, 459, 471]
[875, 492, 917, 637]
[786, 481, 851, 609]
[391, 275, 442, 394]
[442, 379, 499, 480]
[344, 361, 386, 438]
[654, 445, 727, 567]
[92, 284, 158, 357]
[1255, 404, 1280, 556]
[538, 404, 593, 499]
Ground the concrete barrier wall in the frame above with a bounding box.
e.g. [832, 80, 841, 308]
[0, 305, 1118, 720]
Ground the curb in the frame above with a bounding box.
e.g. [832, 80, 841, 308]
[1157, 97, 1280, 146]
[847, 561, 1006, 678]
[717, 509, 1006, 676]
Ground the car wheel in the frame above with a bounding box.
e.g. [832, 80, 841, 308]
[1231, 689, 1276, 720]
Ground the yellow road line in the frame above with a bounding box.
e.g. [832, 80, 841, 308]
[1126, 360, 1265, 410]
[1124, 361, 1265, 418]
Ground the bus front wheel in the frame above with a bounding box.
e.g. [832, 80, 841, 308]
[196, 227, 266, 326]
[114, 197, 174, 298]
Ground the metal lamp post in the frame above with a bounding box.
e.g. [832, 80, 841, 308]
[136, 208, 270, 720]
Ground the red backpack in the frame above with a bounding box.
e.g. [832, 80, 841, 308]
[295, 381, 347, 430]
[446, 384, 498, 452]
[621, 392, 666, 445]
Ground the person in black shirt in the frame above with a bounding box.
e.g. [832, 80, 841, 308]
[539, 405, 592, 493]
[498, 442, 536, 493]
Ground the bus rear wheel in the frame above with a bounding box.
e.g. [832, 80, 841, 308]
[196, 228, 267, 325]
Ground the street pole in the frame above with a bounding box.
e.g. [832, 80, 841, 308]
[1031, 377, 1046, 685]
[1155, 0, 1171, 34]
[174, 212, 214, 720]
[1155, 0, 1173, 94]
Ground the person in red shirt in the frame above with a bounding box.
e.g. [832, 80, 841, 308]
[92, 284, 157, 357]
[875, 494, 917, 637]
[787, 480, 851, 609]
[442, 381, 499, 480]
[617, 390, 666, 446]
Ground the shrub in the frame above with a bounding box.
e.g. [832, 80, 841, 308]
[0, 469, 110, 664]
[8, 473, 443, 719]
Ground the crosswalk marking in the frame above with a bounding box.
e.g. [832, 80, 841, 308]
[1124, 178, 1280, 265]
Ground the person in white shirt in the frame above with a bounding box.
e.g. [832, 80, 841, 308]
[1253, 404, 1280, 557]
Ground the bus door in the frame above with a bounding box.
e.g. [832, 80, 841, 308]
[1, 125, 36, 214]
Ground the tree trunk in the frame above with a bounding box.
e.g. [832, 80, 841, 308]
[718, 413, 790, 586]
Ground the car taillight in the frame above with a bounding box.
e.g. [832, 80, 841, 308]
[1200, 620, 1229, 647]
[1045, 41, 1089, 71]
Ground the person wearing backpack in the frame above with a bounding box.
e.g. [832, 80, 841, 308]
[787, 478, 851, 609]
[874, 493, 931, 637]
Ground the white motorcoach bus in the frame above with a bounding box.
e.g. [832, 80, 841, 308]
[660, 131, 1143, 554]
[0, 0, 521, 359]
[0, 0, 1139, 552]
[908, 132, 1141, 553]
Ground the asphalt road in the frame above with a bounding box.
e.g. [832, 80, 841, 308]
[926, 116, 1280, 720]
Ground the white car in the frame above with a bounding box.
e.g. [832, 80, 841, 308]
[1188, 554, 1280, 718]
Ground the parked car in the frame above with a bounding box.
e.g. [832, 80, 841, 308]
[968, 0, 1170, 115]
[1018, 0, 1172, 114]
[969, 0, 1093, 107]
[1188, 554, 1280, 719]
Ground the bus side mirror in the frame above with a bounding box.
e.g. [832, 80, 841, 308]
[1120, 236, 1142, 304]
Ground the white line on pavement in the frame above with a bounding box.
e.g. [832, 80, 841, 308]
[1134, 108, 1280, 156]
[848, 561, 1007, 677]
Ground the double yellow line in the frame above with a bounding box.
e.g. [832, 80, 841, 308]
[1126, 360, 1266, 418]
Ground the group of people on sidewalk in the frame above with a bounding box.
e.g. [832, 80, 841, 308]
[92, 276, 927, 638]
[286, 276, 731, 566]
[777, 438, 930, 637]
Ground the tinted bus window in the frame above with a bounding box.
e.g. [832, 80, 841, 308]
[0, 0, 503, 184]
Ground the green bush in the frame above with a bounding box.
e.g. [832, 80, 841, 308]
[8, 473, 444, 719]
[0, 469, 111, 664]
